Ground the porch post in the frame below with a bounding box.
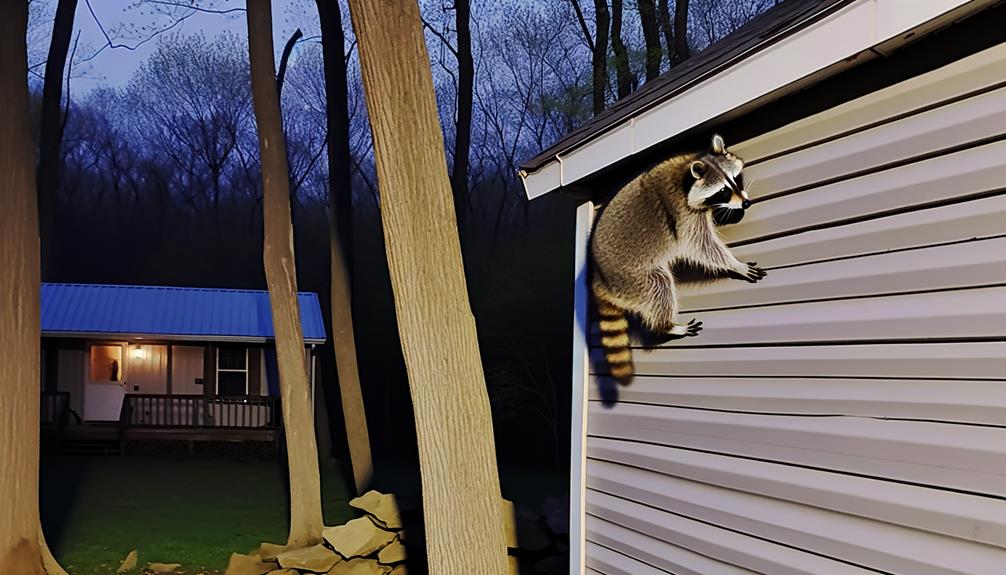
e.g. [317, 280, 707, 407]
[166, 343, 173, 395]
[203, 342, 215, 425]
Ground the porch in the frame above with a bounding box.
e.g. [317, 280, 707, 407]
[43, 390, 283, 455]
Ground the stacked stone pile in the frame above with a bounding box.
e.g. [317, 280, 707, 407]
[217, 490, 569, 575]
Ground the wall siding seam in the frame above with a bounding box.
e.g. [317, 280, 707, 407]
[585, 496, 889, 575]
[731, 187, 1006, 249]
[744, 77, 1006, 168]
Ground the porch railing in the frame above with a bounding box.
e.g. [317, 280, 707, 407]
[121, 394, 281, 429]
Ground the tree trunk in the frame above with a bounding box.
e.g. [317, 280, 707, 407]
[36, 0, 77, 281]
[315, 0, 373, 496]
[658, 0, 675, 63]
[345, 2, 508, 574]
[276, 28, 304, 99]
[637, 0, 663, 81]
[451, 0, 474, 225]
[591, 0, 610, 114]
[0, 3, 67, 573]
[671, 0, 691, 65]
[610, 0, 632, 99]
[246, 0, 324, 548]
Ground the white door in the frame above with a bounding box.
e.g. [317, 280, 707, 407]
[84, 343, 126, 421]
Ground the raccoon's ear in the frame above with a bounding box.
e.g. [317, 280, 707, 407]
[711, 134, 727, 155]
[690, 160, 707, 179]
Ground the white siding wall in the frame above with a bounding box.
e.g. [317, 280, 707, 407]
[581, 41, 1006, 574]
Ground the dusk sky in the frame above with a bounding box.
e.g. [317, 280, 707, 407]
[30, 0, 321, 93]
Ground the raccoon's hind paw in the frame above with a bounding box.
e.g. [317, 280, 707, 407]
[666, 319, 703, 339]
[730, 262, 767, 283]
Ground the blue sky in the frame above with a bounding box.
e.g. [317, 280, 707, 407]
[30, 0, 321, 93]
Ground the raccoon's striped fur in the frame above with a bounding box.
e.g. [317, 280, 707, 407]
[589, 134, 766, 385]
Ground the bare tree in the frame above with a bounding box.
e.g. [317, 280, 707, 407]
[36, 0, 77, 279]
[247, 0, 324, 549]
[671, 0, 691, 64]
[346, 0, 508, 573]
[315, 0, 373, 495]
[569, 0, 608, 114]
[610, 0, 632, 99]
[0, 2, 69, 573]
[452, 0, 474, 223]
[637, 0, 663, 81]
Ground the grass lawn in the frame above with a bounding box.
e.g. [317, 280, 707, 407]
[41, 455, 354, 575]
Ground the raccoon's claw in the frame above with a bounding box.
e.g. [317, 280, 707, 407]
[666, 319, 703, 339]
[685, 319, 703, 337]
[731, 262, 767, 283]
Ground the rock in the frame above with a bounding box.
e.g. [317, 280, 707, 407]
[224, 553, 278, 575]
[508, 555, 521, 575]
[323, 517, 397, 559]
[277, 544, 341, 573]
[389, 566, 407, 575]
[376, 538, 407, 564]
[265, 570, 299, 575]
[148, 563, 182, 573]
[326, 557, 390, 575]
[258, 542, 287, 561]
[116, 550, 138, 573]
[349, 490, 403, 529]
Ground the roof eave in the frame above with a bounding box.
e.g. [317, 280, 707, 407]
[520, 0, 993, 200]
[41, 330, 326, 345]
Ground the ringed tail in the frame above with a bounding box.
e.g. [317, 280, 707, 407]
[596, 298, 634, 385]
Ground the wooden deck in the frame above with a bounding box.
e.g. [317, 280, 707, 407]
[42, 392, 283, 454]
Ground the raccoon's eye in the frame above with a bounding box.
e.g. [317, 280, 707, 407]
[708, 187, 731, 205]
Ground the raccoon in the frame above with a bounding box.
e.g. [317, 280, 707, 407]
[590, 134, 766, 384]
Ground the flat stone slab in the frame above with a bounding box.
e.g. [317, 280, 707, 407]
[265, 570, 299, 575]
[258, 542, 287, 561]
[376, 539, 407, 565]
[277, 544, 341, 573]
[148, 563, 181, 573]
[323, 517, 397, 559]
[326, 557, 391, 575]
[503, 499, 552, 551]
[389, 566, 407, 575]
[116, 550, 137, 573]
[224, 553, 278, 575]
[349, 491, 403, 529]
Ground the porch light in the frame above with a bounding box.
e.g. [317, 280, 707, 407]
[132, 346, 146, 359]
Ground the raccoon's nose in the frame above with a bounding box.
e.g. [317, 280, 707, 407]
[741, 199, 751, 209]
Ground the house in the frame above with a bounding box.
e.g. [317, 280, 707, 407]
[40, 282, 326, 450]
[520, 0, 1006, 573]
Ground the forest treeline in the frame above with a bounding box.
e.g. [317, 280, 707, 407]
[26, 0, 779, 468]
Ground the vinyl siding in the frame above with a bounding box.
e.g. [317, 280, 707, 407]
[581, 40, 1006, 574]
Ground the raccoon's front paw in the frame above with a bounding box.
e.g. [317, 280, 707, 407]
[730, 262, 767, 283]
[666, 318, 703, 339]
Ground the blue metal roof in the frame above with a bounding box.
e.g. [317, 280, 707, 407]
[41, 283, 327, 344]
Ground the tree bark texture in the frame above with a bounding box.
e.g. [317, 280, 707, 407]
[0, 3, 66, 573]
[451, 0, 474, 224]
[246, 0, 324, 548]
[672, 0, 691, 65]
[610, 0, 632, 99]
[591, 0, 610, 114]
[276, 28, 304, 99]
[345, 1, 508, 574]
[316, 0, 374, 495]
[36, 0, 77, 281]
[637, 0, 663, 81]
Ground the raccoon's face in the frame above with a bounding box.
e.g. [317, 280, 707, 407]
[685, 134, 749, 218]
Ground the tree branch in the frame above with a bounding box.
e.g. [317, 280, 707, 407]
[276, 28, 303, 99]
[421, 17, 459, 59]
[568, 0, 594, 52]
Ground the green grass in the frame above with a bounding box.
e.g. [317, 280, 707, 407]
[41, 455, 354, 575]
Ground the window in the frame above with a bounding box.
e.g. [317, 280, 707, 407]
[216, 348, 248, 395]
[89, 345, 123, 382]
